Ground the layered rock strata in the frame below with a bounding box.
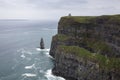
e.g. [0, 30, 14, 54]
[50, 15, 120, 80]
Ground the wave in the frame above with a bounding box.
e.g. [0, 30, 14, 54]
[17, 48, 32, 55]
[36, 48, 50, 52]
[16, 48, 64, 80]
[45, 69, 65, 80]
[18, 48, 33, 59]
[22, 73, 36, 77]
[21, 50, 32, 55]
[45, 52, 54, 59]
[20, 54, 25, 58]
[25, 64, 35, 69]
[36, 48, 54, 59]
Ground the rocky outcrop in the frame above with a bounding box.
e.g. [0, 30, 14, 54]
[50, 15, 120, 80]
[40, 38, 45, 49]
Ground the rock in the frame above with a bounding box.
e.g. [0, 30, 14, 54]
[40, 38, 45, 49]
[50, 14, 120, 80]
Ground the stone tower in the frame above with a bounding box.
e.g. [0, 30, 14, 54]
[68, 13, 71, 17]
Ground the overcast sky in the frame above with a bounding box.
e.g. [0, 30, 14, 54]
[0, 0, 120, 20]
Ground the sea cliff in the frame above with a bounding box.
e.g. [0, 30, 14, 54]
[50, 15, 120, 80]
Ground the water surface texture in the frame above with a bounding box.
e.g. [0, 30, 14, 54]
[0, 20, 65, 80]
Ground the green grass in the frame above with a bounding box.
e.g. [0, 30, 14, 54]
[61, 16, 96, 23]
[53, 34, 69, 41]
[72, 16, 96, 23]
[100, 14, 120, 20]
[61, 14, 120, 23]
[54, 34, 113, 56]
[58, 45, 120, 71]
[84, 38, 112, 54]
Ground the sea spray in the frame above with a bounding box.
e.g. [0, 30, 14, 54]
[45, 69, 65, 80]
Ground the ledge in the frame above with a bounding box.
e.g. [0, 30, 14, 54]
[58, 45, 120, 71]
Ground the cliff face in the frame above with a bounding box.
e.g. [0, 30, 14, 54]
[50, 15, 120, 80]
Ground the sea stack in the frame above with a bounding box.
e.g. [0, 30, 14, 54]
[40, 38, 45, 49]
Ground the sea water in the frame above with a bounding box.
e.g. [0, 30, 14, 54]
[0, 20, 65, 80]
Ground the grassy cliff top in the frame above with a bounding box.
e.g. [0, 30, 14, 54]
[61, 16, 95, 23]
[60, 14, 120, 23]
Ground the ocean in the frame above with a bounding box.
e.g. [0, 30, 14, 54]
[0, 20, 65, 80]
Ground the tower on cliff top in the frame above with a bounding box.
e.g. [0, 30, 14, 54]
[40, 38, 45, 49]
[68, 13, 72, 17]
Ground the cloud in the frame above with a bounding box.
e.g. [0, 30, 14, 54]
[0, 0, 120, 20]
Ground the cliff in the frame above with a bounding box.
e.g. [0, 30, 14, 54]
[50, 15, 120, 80]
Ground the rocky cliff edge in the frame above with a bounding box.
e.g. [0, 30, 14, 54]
[50, 15, 120, 80]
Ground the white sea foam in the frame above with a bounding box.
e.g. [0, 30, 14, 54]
[45, 52, 54, 59]
[45, 69, 65, 80]
[45, 52, 49, 56]
[36, 48, 53, 59]
[18, 48, 32, 55]
[45, 69, 53, 78]
[25, 64, 35, 69]
[46, 49, 50, 51]
[36, 48, 41, 51]
[22, 50, 32, 55]
[36, 48, 50, 52]
[21, 54, 25, 58]
[22, 73, 36, 77]
[18, 49, 33, 59]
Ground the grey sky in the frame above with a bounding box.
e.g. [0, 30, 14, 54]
[0, 0, 120, 20]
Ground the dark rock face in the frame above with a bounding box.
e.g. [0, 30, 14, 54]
[53, 49, 119, 80]
[40, 38, 45, 49]
[50, 15, 120, 80]
[58, 16, 120, 57]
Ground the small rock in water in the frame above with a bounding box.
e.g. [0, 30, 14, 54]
[40, 38, 45, 49]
